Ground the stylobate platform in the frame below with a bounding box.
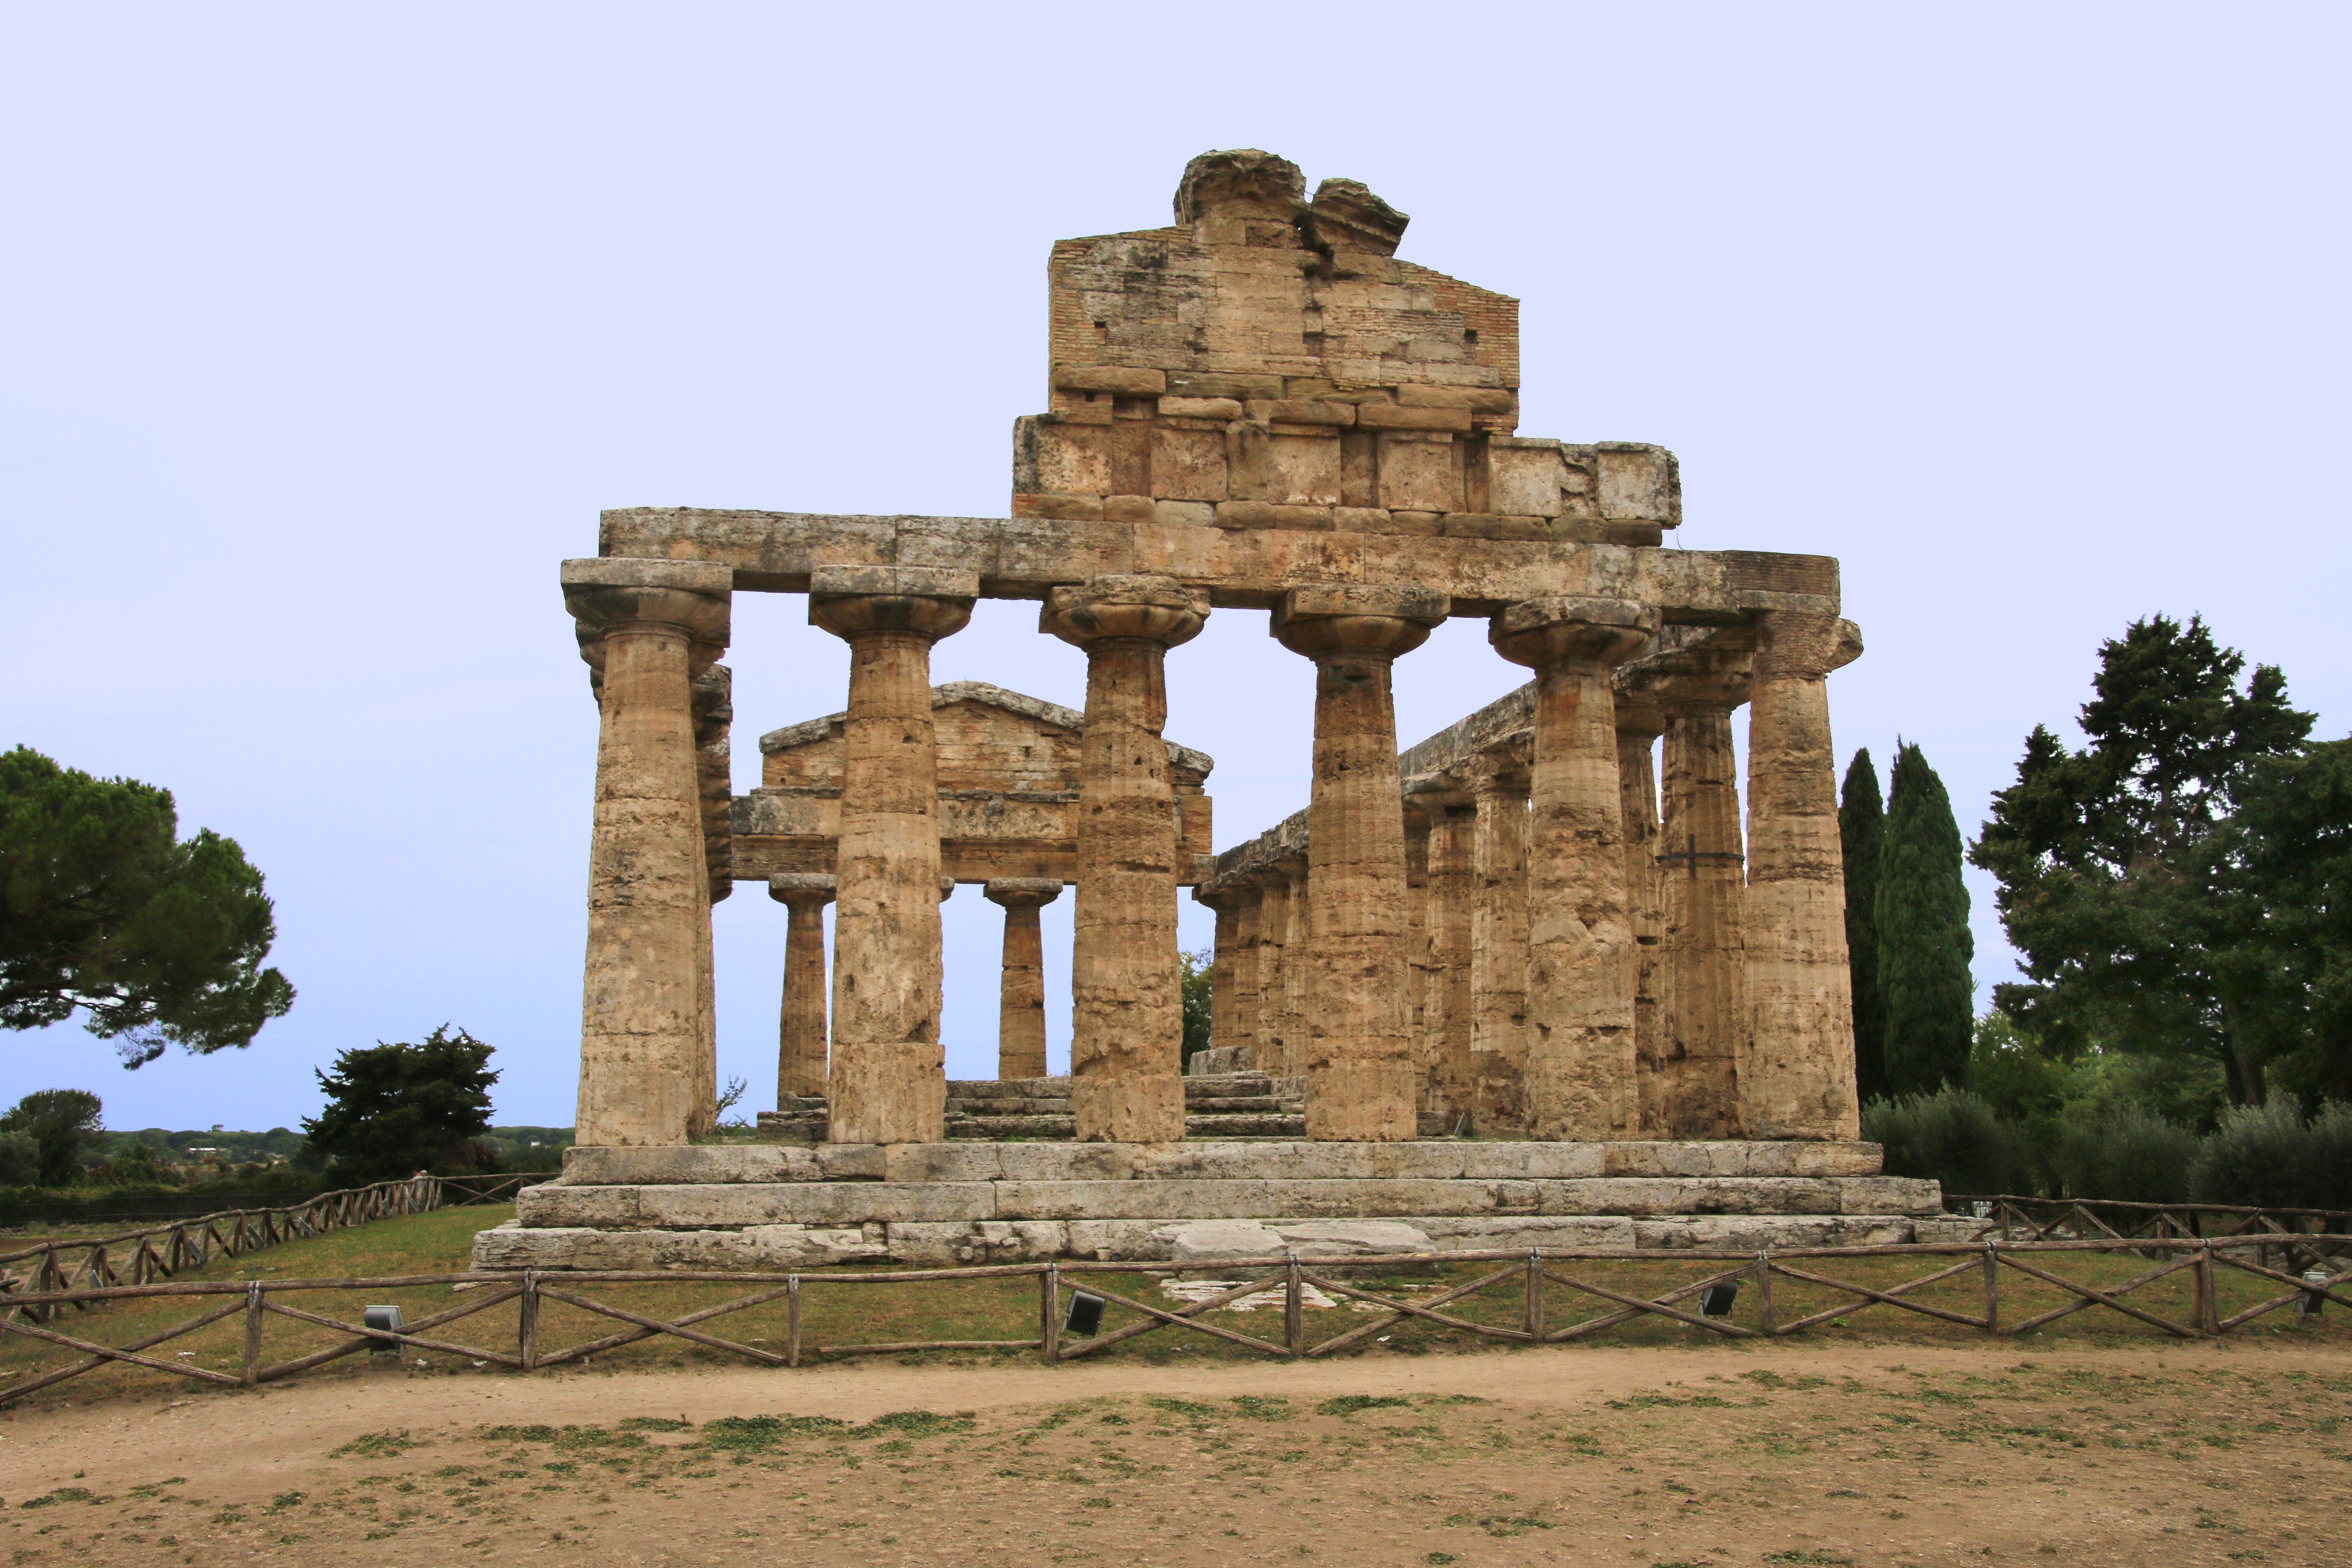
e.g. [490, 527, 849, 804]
[472, 1142, 1975, 1270]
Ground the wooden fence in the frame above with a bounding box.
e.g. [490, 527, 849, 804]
[0, 1232, 2344, 1408]
[0, 1175, 528, 1320]
[1951, 1194, 2352, 1270]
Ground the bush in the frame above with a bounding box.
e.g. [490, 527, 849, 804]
[2048, 1106, 2201, 1203]
[301, 1026, 498, 1185]
[0, 1090, 105, 1186]
[1862, 1087, 2023, 1196]
[2195, 1099, 2352, 1210]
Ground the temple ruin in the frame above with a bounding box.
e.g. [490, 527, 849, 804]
[479, 150, 1959, 1273]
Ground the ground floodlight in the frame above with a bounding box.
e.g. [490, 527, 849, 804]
[1698, 1282, 1739, 1317]
[2298, 1269, 2330, 1317]
[364, 1304, 405, 1348]
[1063, 1291, 1106, 1337]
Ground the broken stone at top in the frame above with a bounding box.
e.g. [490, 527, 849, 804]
[1020, 150, 1678, 544]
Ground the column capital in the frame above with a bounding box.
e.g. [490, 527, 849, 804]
[564, 558, 732, 668]
[1751, 609, 1863, 681]
[1488, 595, 1656, 672]
[984, 877, 1066, 910]
[1040, 574, 1209, 649]
[808, 566, 977, 642]
[1272, 583, 1448, 661]
[766, 873, 836, 908]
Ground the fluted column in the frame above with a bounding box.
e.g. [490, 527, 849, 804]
[1229, 881, 1264, 1069]
[1744, 611, 1865, 1140]
[1652, 650, 1752, 1138]
[1612, 698, 1667, 1134]
[1191, 880, 1259, 1070]
[689, 665, 733, 1137]
[1491, 596, 1657, 1140]
[808, 566, 975, 1145]
[1402, 806, 1432, 1060]
[1274, 585, 1448, 1141]
[1260, 870, 1298, 1081]
[561, 557, 731, 1148]
[983, 879, 1063, 1081]
[1466, 760, 1531, 1132]
[1044, 575, 1210, 1142]
[1409, 780, 1476, 1125]
[1273, 852, 1310, 1078]
[768, 873, 835, 1103]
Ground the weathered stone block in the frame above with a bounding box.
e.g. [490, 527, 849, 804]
[1152, 426, 1229, 500]
[1268, 433, 1341, 505]
[1376, 433, 1462, 512]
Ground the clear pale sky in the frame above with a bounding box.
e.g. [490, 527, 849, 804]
[3, 5, 2344, 1132]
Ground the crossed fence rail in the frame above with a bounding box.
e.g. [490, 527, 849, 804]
[1951, 1194, 2352, 1255]
[0, 1175, 528, 1321]
[0, 1232, 2343, 1408]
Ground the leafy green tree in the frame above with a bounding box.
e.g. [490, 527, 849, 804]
[301, 1026, 498, 1184]
[2225, 739, 2352, 1100]
[0, 1088, 106, 1186]
[1971, 616, 2312, 1104]
[0, 748, 294, 1065]
[1178, 947, 1213, 1069]
[1840, 749, 1888, 1104]
[1878, 743, 1973, 1094]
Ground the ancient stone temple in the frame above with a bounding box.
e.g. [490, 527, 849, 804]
[480, 150, 1958, 1273]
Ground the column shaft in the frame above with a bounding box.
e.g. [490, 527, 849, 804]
[1617, 724, 1666, 1134]
[564, 562, 729, 1149]
[1469, 779, 1530, 1131]
[1421, 799, 1476, 1123]
[1744, 612, 1865, 1139]
[1658, 708, 1749, 1136]
[997, 903, 1047, 1080]
[1491, 597, 1656, 1141]
[1274, 586, 1445, 1141]
[1204, 899, 1239, 1069]
[769, 878, 834, 1104]
[1228, 886, 1263, 1069]
[1255, 872, 1293, 1076]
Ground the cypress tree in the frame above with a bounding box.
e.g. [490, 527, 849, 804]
[1878, 742, 1975, 1095]
[1839, 749, 1888, 1105]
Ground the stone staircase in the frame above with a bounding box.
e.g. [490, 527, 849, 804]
[756, 1073, 1465, 1141]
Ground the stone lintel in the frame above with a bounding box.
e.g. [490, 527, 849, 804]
[598, 509, 1839, 620]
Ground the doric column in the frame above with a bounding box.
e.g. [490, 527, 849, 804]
[1273, 585, 1449, 1141]
[1402, 805, 1432, 1060]
[1651, 647, 1752, 1139]
[1254, 861, 1295, 1076]
[1408, 778, 1476, 1125]
[1274, 851, 1312, 1079]
[983, 879, 1063, 1081]
[689, 665, 733, 1137]
[1490, 596, 1657, 1141]
[561, 557, 731, 1148]
[808, 565, 975, 1146]
[768, 873, 835, 1103]
[1228, 879, 1264, 1069]
[1191, 879, 1259, 1070]
[1044, 574, 1210, 1143]
[1611, 695, 1667, 1134]
[1465, 756, 1532, 1133]
[1743, 611, 1865, 1140]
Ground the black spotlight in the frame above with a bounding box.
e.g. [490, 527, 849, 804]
[1063, 1291, 1106, 1337]
[1698, 1282, 1740, 1317]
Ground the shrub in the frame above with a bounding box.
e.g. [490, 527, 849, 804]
[1861, 1087, 2022, 1196]
[2192, 1099, 2352, 1210]
[2048, 1106, 2200, 1203]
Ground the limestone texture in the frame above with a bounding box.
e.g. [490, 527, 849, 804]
[983, 878, 1061, 1081]
[767, 873, 834, 1102]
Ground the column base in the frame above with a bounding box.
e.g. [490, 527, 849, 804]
[1071, 1071, 1185, 1142]
[1305, 1060, 1418, 1141]
[825, 1042, 946, 1145]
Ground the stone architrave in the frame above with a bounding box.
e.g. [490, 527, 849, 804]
[1044, 575, 1211, 1142]
[983, 878, 1063, 1081]
[1273, 583, 1448, 1140]
[1612, 694, 1667, 1135]
[1651, 647, 1752, 1139]
[561, 557, 731, 1148]
[1465, 758, 1531, 1132]
[808, 566, 975, 1145]
[1408, 779, 1475, 1124]
[767, 873, 835, 1103]
[1744, 612, 1865, 1140]
[1490, 595, 1657, 1141]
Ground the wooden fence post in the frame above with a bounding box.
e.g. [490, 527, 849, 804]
[242, 1281, 264, 1386]
[2195, 1242, 2217, 1334]
[1285, 1253, 1304, 1357]
[518, 1270, 540, 1371]
[1755, 1250, 1774, 1335]
[1523, 1249, 1544, 1338]
[1041, 1264, 1060, 1362]
[786, 1276, 801, 1368]
[1981, 1240, 2000, 1334]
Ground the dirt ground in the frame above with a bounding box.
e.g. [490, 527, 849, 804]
[0, 1339, 2345, 1567]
